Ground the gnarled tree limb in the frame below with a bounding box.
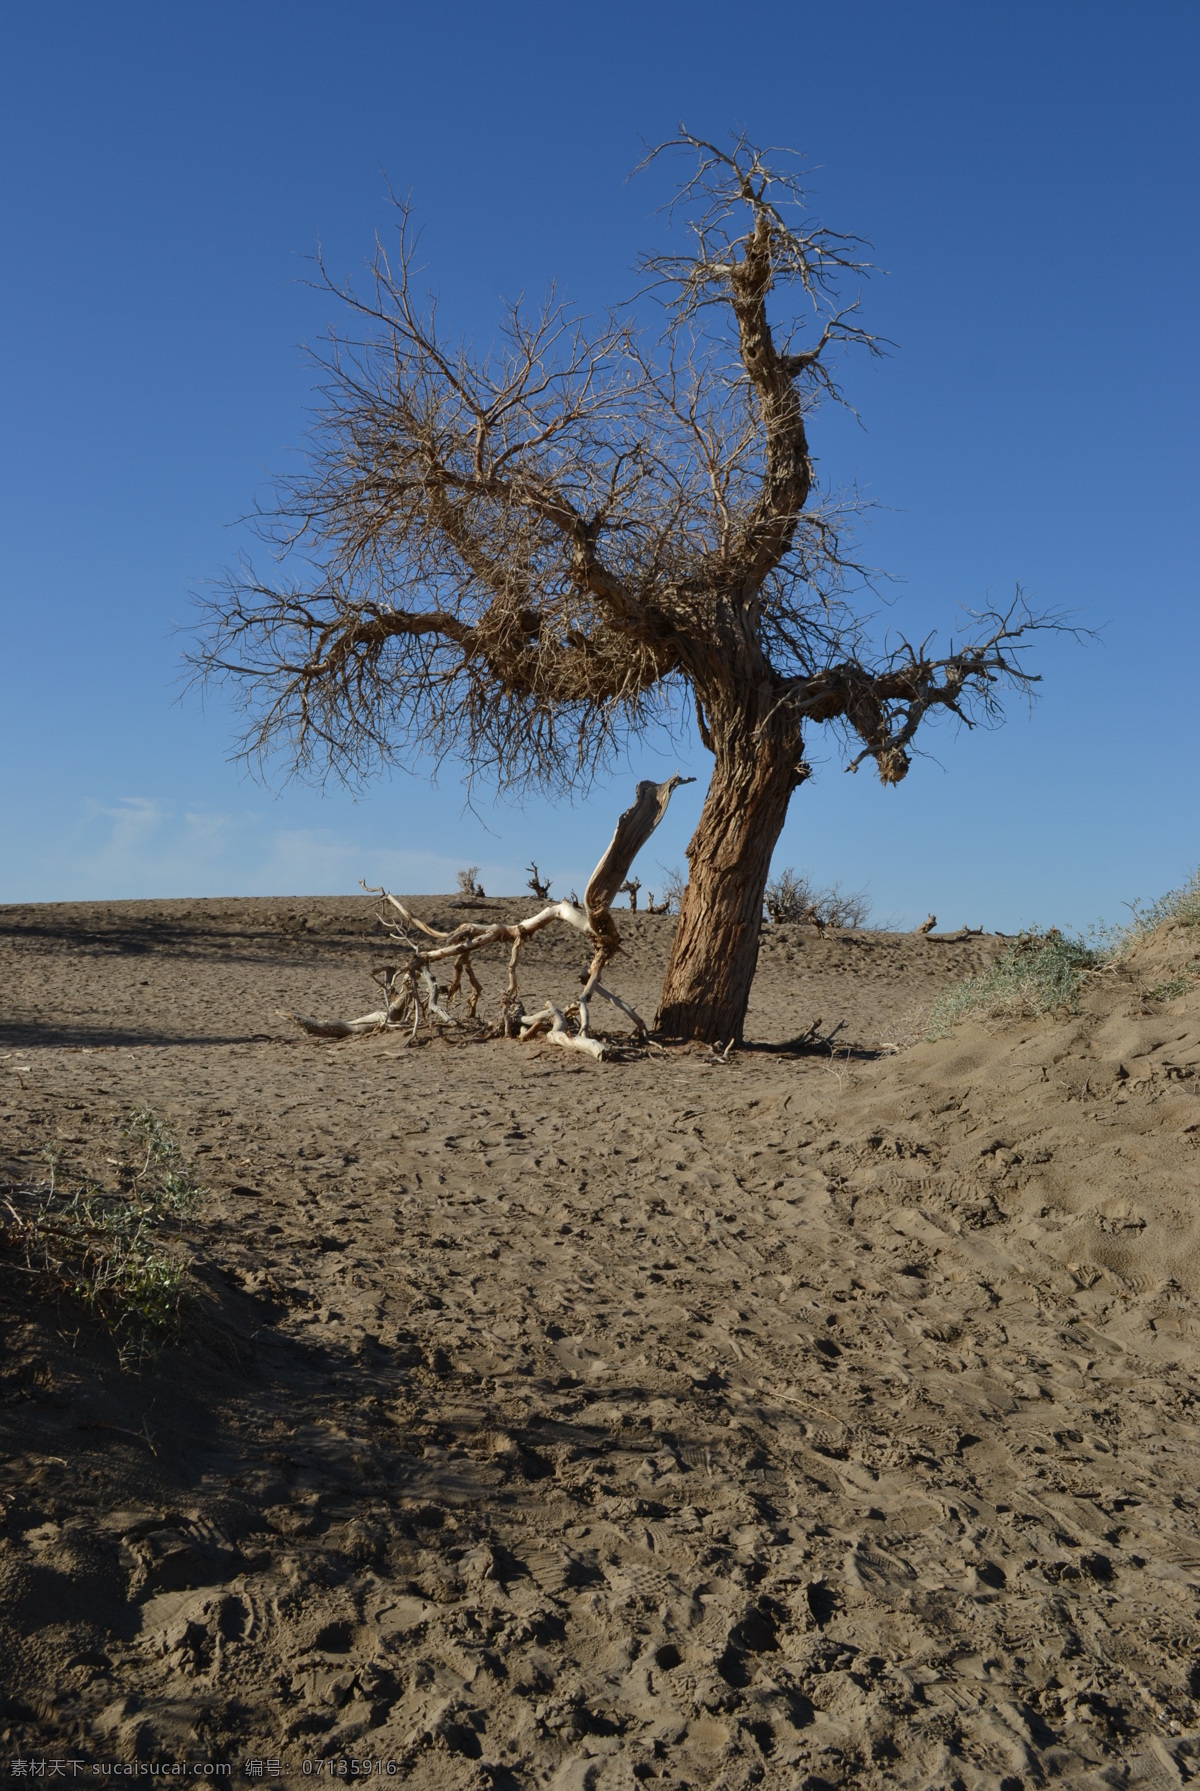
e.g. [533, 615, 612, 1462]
[285, 774, 689, 1056]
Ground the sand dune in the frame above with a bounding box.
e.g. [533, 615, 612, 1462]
[2, 895, 1199, 1787]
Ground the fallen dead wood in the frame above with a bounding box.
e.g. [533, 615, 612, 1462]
[518, 1005, 606, 1059]
[913, 915, 986, 943]
[285, 775, 694, 1058]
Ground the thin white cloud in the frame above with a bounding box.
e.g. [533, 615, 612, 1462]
[4, 795, 593, 904]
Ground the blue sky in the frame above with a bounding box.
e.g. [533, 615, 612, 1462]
[2, 1, 1196, 930]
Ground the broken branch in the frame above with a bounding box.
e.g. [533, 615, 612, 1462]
[287, 776, 688, 1054]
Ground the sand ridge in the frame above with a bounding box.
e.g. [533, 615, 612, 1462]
[2, 896, 1199, 1787]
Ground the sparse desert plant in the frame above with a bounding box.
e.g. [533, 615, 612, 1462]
[0, 1110, 203, 1361]
[456, 866, 486, 899]
[1148, 973, 1196, 1002]
[765, 867, 870, 928]
[1082, 867, 1200, 963]
[928, 930, 1100, 1038]
[1120, 867, 1200, 941]
[877, 1003, 933, 1055]
[124, 1107, 203, 1213]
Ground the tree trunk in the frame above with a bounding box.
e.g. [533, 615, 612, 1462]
[655, 711, 799, 1044]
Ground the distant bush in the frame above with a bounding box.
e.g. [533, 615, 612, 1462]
[1106, 867, 1200, 1003]
[765, 868, 870, 929]
[456, 865, 485, 898]
[928, 930, 1100, 1038]
[1078, 866, 1200, 965]
[1118, 867, 1200, 941]
[925, 870, 1200, 1043]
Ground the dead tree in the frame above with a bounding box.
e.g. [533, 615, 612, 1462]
[526, 863, 551, 900]
[620, 877, 641, 910]
[288, 775, 690, 1058]
[192, 130, 1064, 1044]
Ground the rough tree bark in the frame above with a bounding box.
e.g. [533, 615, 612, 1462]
[657, 705, 802, 1042]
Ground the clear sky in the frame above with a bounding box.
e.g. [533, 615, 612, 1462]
[2, 1, 1196, 931]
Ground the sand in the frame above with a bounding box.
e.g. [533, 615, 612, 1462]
[2, 894, 1199, 1788]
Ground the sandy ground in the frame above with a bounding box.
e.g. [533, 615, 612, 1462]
[2, 894, 1199, 1789]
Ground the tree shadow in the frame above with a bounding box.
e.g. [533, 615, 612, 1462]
[742, 1036, 885, 1062]
[0, 1249, 800, 1761]
[0, 1019, 285, 1049]
[0, 908, 374, 964]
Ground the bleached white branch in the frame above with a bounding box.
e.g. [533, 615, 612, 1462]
[287, 775, 688, 1053]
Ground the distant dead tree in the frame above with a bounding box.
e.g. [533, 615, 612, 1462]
[192, 130, 1064, 1044]
[526, 862, 551, 900]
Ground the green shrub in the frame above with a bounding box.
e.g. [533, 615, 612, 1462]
[125, 1107, 202, 1213]
[51, 1184, 190, 1338]
[928, 930, 1101, 1039]
[2, 1110, 202, 1361]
